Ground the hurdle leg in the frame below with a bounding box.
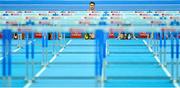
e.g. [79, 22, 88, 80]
[63, 33, 66, 47]
[164, 47, 167, 67]
[175, 58, 179, 82]
[2, 31, 7, 87]
[147, 34, 150, 47]
[156, 39, 159, 57]
[20, 33, 22, 48]
[45, 48, 48, 66]
[155, 38, 157, 56]
[171, 58, 174, 81]
[7, 76, 11, 87]
[31, 58, 35, 82]
[25, 32, 29, 82]
[41, 48, 44, 66]
[102, 59, 107, 81]
[150, 32, 153, 49]
[25, 57, 29, 82]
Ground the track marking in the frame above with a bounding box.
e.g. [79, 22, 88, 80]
[24, 39, 72, 88]
[49, 55, 57, 63]
[23, 81, 32, 88]
[12, 48, 21, 52]
[143, 40, 153, 52]
[66, 39, 72, 45]
[143, 39, 180, 88]
[0, 57, 3, 61]
[49, 39, 72, 63]
[35, 66, 46, 77]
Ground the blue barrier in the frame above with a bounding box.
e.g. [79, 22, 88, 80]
[31, 32, 34, 59]
[171, 32, 174, 59]
[7, 30, 12, 76]
[95, 30, 106, 78]
[176, 32, 179, 59]
[45, 32, 48, 48]
[95, 30, 100, 77]
[25, 32, 29, 59]
[160, 31, 162, 48]
[170, 32, 175, 81]
[42, 32, 45, 48]
[2, 29, 12, 77]
[163, 31, 166, 48]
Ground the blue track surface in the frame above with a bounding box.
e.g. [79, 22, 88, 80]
[0, 38, 177, 87]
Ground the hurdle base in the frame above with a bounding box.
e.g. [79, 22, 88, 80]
[173, 79, 179, 83]
[164, 64, 167, 67]
[24, 79, 31, 83]
[31, 78, 36, 83]
[7, 76, 11, 80]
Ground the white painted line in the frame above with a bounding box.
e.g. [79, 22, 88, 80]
[35, 66, 46, 78]
[0, 57, 3, 61]
[49, 55, 57, 63]
[154, 56, 171, 77]
[23, 39, 72, 88]
[66, 39, 72, 45]
[49, 40, 72, 64]
[174, 82, 180, 88]
[148, 46, 153, 53]
[143, 40, 153, 53]
[59, 47, 65, 52]
[143, 39, 180, 88]
[143, 40, 147, 45]
[28, 41, 32, 45]
[23, 81, 32, 88]
[12, 48, 21, 52]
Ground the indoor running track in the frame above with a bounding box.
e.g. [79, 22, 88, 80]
[21, 39, 175, 88]
[0, 39, 176, 87]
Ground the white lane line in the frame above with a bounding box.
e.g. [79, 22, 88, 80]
[66, 39, 72, 45]
[28, 41, 32, 45]
[154, 56, 171, 77]
[24, 39, 72, 88]
[35, 66, 46, 78]
[143, 40, 153, 53]
[23, 81, 32, 88]
[143, 39, 180, 88]
[49, 55, 57, 64]
[49, 39, 72, 63]
[12, 48, 21, 52]
[0, 57, 3, 61]
[143, 40, 148, 45]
